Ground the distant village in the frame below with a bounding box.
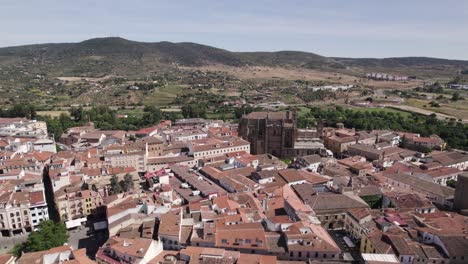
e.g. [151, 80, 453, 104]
[365, 73, 411, 82]
[0, 110, 467, 264]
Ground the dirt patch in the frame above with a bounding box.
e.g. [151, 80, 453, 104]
[56, 75, 116, 82]
[37, 110, 69, 117]
[184, 65, 423, 91]
[184, 65, 358, 83]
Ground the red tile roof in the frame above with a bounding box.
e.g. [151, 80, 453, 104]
[29, 191, 45, 205]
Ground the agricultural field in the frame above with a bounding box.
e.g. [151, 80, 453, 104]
[142, 84, 188, 106]
[37, 110, 69, 117]
[404, 98, 468, 121]
[349, 106, 412, 117]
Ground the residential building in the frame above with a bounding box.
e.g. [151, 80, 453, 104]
[17, 245, 95, 264]
[0, 189, 49, 236]
[96, 236, 163, 264]
[188, 137, 250, 164]
[380, 173, 454, 207]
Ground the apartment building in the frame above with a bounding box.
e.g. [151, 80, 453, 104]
[56, 186, 103, 222]
[0, 190, 49, 236]
[96, 236, 163, 264]
[188, 137, 250, 164]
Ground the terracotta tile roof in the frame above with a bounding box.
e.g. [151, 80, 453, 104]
[31, 151, 54, 162]
[29, 190, 45, 205]
[213, 195, 240, 211]
[68, 248, 95, 264]
[425, 167, 460, 178]
[0, 254, 15, 264]
[438, 236, 468, 256]
[158, 211, 180, 237]
[300, 154, 322, 164]
[347, 208, 371, 221]
[17, 245, 74, 264]
[215, 223, 268, 250]
[0, 140, 9, 147]
[11, 191, 29, 204]
[147, 250, 179, 264]
[300, 171, 329, 185]
[191, 137, 249, 152]
[278, 169, 304, 183]
[299, 192, 369, 212]
[383, 173, 455, 198]
[104, 236, 152, 258]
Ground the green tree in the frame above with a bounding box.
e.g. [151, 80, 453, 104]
[11, 220, 68, 257]
[452, 92, 461, 101]
[70, 106, 84, 121]
[446, 179, 457, 188]
[120, 173, 134, 191]
[429, 101, 440, 107]
[182, 104, 207, 118]
[110, 175, 122, 194]
[0, 104, 36, 119]
[141, 106, 163, 126]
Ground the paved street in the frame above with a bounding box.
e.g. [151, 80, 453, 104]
[0, 233, 28, 254]
[68, 226, 108, 259]
[328, 229, 363, 264]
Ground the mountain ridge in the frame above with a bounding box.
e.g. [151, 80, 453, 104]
[0, 37, 466, 77]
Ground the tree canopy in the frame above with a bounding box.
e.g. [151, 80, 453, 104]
[0, 104, 37, 119]
[298, 106, 468, 150]
[11, 220, 68, 257]
[110, 174, 123, 194]
[182, 104, 207, 118]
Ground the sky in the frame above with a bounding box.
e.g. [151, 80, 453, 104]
[1, 0, 468, 59]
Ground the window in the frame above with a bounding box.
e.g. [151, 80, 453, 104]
[245, 239, 251, 244]
[221, 239, 228, 244]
